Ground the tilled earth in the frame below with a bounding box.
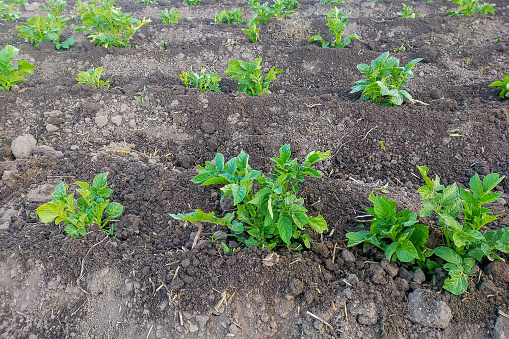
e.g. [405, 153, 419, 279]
[1, 0, 509, 337]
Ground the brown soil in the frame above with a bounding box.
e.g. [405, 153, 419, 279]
[1, 0, 509, 337]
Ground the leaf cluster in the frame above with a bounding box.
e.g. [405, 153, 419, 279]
[346, 192, 429, 263]
[76, 66, 110, 89]
[213, 8, 245, 25]
[242, 20, 260, 43]
[40, 0, 67, 16]
[225, 57, 282, 96]
[0, 1, 21, 21]
[171, 145, 330, 250]
[417, 165, 506, 294]
[74, 1, 150, 48]
[36, 173, 124, 238]
[17, 13, 76, 49]
[0, 45, 36, 91]
[308, 7, 359, 48]
[178, 68, 221, 92]
[398, 3, 419, 18]
[350, 51, 422, 106]
[133, 0, 157, 4]
[250, 0, 295, 25]
[446, 0, 495, 16]
[488, 73, 509, 99]
[318, 0, 343, 6]
[184, 0, 201, 5]
[160, 8, 180, 24]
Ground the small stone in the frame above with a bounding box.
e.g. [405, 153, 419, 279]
[181, 259, 191, 268]
[341, 249, 356, 263]
[11, 134, 37, 159]
[26, 184, 55, 202]
[2, 170, 16, 181]
[111, 115, 122, 126]
[485, 261, 509, 284]
[492, 314, 509, 339]
[289, 278, 304, 296]
[357, 302, 378, 325]
[95, 115, 109, 128]
[200, 122, 216, 134]
[24, 2, 40, 11]
[189, 323, 199, 333]
[412, 268, 426, 285]
[380, 258, 399, 278]
[408, 289, 452, 328]
[70, 145, 79, 150]
[129, 119, 136, 128]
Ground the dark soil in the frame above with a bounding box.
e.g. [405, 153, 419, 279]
[1, 0, 509, 337]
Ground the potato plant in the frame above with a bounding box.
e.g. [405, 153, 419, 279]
[36, 173, 124, 238]
[74, 0, 150, 48]
[17, 13, 76, 49]
[179, 68, 221, 92]
[347, 166, 507, 295]
[309, 7, 359, 48]
[398, 3, 419, 18]
[171, 145, 330, 250]
[160, 8, 180, 24]
[76, 67, 110, 89]
[488, 73, 509, 99]
[0, 45, 36, 91]
[225, 57, 282, 96]
[0, 1, 21, 21]
[40, 0, 67, 16]
[446, 0, 495, 16]
[350, 51, 422, 106]
[213, 8, 245, 25]
[242, 20, 260, 43]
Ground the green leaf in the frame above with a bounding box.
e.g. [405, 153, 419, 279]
[36, 202, 68, 224]
[279, 144, 291, 162]
[231, 184, 247, 205]
[105, 202, 123, 218]
[442, 269, 468, 295]
[396, 239, 419, 262]
[469, 174, 483, 198]
[346, 231, 368, 247]
[301, 233, 311, 248]
[277, 211, 293, 245]
[214, 153, 225, 172]
[92, 172, 108, 189]
[482, 173, 504, 193]
[292, 212, 308, 229]
[433, 246, 462, 265]
[385, 242, 398, 261]
[308, 215, 328, 233]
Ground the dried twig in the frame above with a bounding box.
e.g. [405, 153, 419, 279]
[191, 222, 203, 250]
[77, 235, 109, 295]
[306, 311, 334, 331]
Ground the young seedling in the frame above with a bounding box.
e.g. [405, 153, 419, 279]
[308, 7, 359, 48]
[213, 8, 245, 25]
[225, 57, 282, 96]
[417, 165, 507, 295]
[39, 0, 67, 16]
[184, 0, 201, 5]
[159, 39, 171, 50]
[171, 145, 330, 250]
[242, 20, 260, 43]
[178, 68, 221, 92]
[351, 51, 424, 106]
[76, 67, 110, 90]
[446, 0, 495, 16]
[0, 45, 36, 91]
[398, 3, 419, 18]
[74, 0, 151, 48]
[318, 0, 343, 6]
[160, 8, 180, 24]
[392, 42, 406, 52]
[346, 192, 430, 263]
[36, 172, 124, 238]
[0, 1, 21, 21]
[488, 73, 509, 99]
[134, 86, 148, 104]
[17, 13, 77, 49]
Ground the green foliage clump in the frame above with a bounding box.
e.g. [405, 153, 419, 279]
[178, 68, 221, 92]
[318, 0, 343, 5]
[347, 166, 507, 296]
[0, 1, 21, 21]
[0, 45, 36, 91]
[308, 7, 358, 48]
[346, 192, 429, 263]
[171, 145, 330, 250]
[488, 73, 509, 99]
[160, 8, 180, 24]
[350, 51, 422, 106]
[36, 173, 124, 238]
[213, 8, 245, 25]
[17, 1, 76, 50]
[133, 0, 157, 4]
[184, 0, 201, 6]
[398, 3, 419, 18]
[447, 0, 495, 16]
[242, 21, 260, 43]
[225, 57, 282, 96]
[74, 0, 151, 48]
[76, 67, 110, 89]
